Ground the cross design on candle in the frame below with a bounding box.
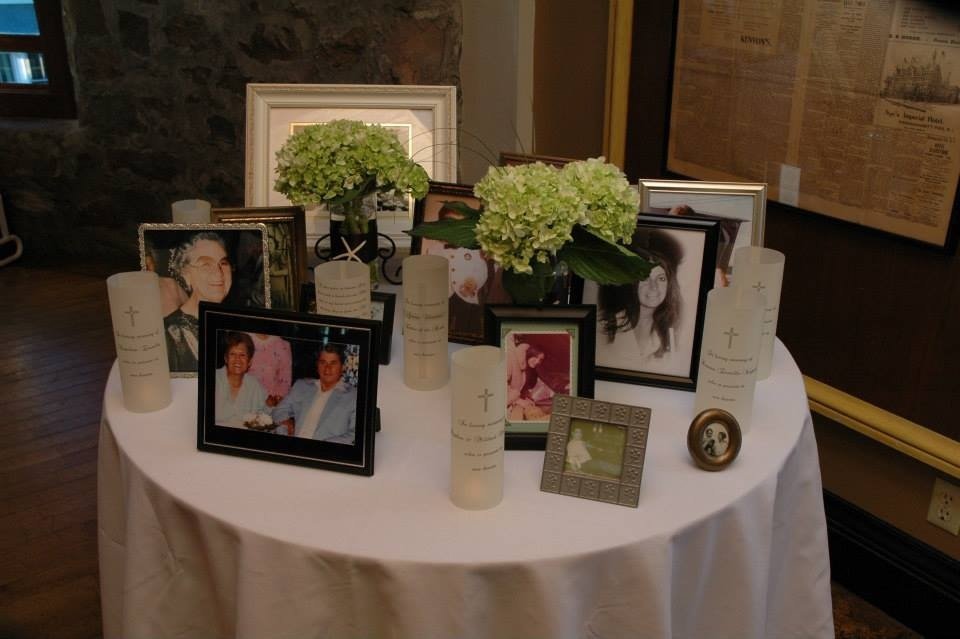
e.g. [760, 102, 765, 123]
[724, 327, 739, 349]
[331, 237, 367, 263]
[123, 305, 140, 327]
[752, 281, 766, 293]
[478, 388, 493, 413]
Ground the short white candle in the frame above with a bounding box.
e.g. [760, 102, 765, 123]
[732, 246, 785, 380]
[171, 199, 211, 224]
[450, 345, 505, 510]
[106, 271, 172, 412]
[402, 255, 449, 390]
[314, 261, 372, 319]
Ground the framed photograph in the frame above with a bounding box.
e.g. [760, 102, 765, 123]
[299, 283, 395, 366]
[577, 214, 719, 391]
[197, 303, 379, 476]
[411, 181, 513, 344]
[687, 408, 742, 471]
[540, 395, 651, 508]
[484, 305, 596, 450]
[139, 223, 272, 377]
[211, 206, 307, 312]
[638, 179, 765, 287]
[244, 83, 457, 247]
[499, 151, 575, 168]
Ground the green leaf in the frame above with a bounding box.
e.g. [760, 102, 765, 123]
[406, 218, 480, 249]
[502, 265, 556, 305]
[559, 225, 652, 285]
[326, 176, 376, 206]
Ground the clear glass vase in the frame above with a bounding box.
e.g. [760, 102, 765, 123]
[328, 194, 378, 264]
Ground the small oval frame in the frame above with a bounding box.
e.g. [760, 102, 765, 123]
[687, 408, 742, 471]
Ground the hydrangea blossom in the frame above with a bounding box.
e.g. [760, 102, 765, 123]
[561, 157, 639, 244]
[474, 162, 583, 274]
[473, 158, 639, 274]
[274, 120, 429, 206]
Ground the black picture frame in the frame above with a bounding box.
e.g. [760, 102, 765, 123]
[410, 181, 513, 345]
[197, 302, 379, 476]
[138, 223, 272, 377]
[484, 304, 596, 450]
[298, 283, 395, 366]
[572, 214, 719, 391]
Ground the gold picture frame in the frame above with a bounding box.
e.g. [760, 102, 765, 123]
[687, 408, 742, 471]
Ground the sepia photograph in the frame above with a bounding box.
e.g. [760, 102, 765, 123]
[581, 215, 719, 390]
[563, 419, 627, 481]
[485, 305, 596, 449]
[139, 223, 271, 376]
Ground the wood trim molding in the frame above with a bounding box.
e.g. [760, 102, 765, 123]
[825, 491, 959, 638]
[602, 0, 634, 169]
[805, 376, 960, 479]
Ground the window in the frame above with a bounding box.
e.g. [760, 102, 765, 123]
[0, 0, 75, 118]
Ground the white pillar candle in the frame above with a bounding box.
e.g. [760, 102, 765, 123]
[171, 199, 211, 224]
[732, 246, 785, 380]
[694, 285, 764, 433]
[450, 345, 505, 510]
[106, 271, 172, 412]
[402, 255, 449, 390]
[314, 261, 371, 319]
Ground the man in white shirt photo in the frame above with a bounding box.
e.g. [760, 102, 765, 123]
[271, 344, 357, 444]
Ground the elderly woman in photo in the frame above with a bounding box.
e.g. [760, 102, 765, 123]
[215, 331, 268, 427]
[597, 228, 683, 368]
[164, 232, 233, 371]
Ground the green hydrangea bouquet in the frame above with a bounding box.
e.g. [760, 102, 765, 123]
[410, 158, 652, 303]
[274, 119, 430, 235]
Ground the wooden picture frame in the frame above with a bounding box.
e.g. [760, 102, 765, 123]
[687, 408, 742, 471]
[211, 206, 307, 312]
[410, 181, 512, 344]
[244, 83, 457, 247]
[540, 395, 651, 508]
[499, 151, 576, 168]
[138, 223, 272, 377]
[197, 303, 379, 476]
[299, 283, 395, 366]
[484, 304, 596, 450]
[576, 214, 720, 391]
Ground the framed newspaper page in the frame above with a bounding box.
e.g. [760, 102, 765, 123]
[666, 0, 960, 249]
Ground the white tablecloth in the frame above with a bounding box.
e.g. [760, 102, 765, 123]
[98, 340, 833, 639]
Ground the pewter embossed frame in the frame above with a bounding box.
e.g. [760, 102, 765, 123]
[138, 223, 273, 377]
[211, 206, 307, 312]
[244, 83, 457, 247]
[540, 395, 651, 508]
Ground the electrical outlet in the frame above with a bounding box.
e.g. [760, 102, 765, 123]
[926, 478, 960, 535]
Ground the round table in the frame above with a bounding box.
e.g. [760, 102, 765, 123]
[97, 339, 834, 638]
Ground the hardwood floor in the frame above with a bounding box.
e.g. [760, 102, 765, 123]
[0, 264, 114, 639]
[0, 263, 925, 639]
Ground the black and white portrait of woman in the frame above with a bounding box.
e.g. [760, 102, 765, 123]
[583, 220, 713, 383]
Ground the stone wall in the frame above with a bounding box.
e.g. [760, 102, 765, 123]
[0, 0, 461, 263]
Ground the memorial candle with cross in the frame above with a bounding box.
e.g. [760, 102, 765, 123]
[693, 285, 764, 433]
[450, 345, 505, 509]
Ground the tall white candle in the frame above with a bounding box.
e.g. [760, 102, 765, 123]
[694, 286, 764, 433]
[402, 255, 449, 390]
[450, 345, 505, 509]
[732, 246, 785, 380]
[314, 261, 371, 319]
[106, 271, 172, 412]
[171, 199, 211, 224]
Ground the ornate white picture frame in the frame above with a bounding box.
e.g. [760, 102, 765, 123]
[245, 83, 457, 248]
